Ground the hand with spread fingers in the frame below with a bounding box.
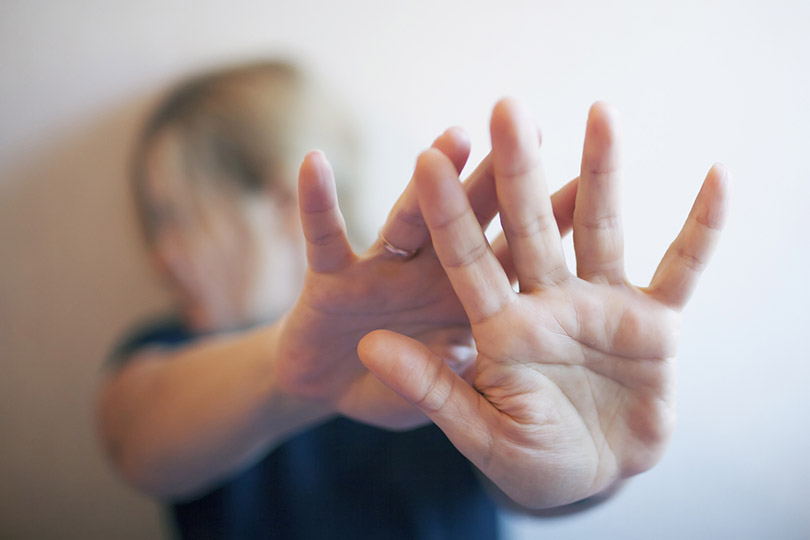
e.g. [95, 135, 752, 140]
[274, 126, 579, 430]
[359, 99, 729, 508]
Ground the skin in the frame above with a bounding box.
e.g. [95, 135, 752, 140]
[99, 97, 727, 509]
[358, 98, 729, 508]
[143, 129, 305, 332]
[275, 132, 578, 430]
[98, 123, 577, 498]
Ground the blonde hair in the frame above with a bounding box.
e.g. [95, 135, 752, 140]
[131, 59, 360, 243]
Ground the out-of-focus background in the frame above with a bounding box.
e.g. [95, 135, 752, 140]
[1, 1, 808, 538]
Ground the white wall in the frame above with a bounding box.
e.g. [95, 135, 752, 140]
[1, 1, 808, 538]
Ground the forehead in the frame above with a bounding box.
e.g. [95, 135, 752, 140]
[139, 128, 248, 242]
[142, 128, 196, 203]
[137, 124, 302, 245]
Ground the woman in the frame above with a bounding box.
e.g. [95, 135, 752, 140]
[98, 60, 729, 538]
[100, 60, 503, 539]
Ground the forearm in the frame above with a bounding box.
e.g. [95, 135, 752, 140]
[96, 321, 334, 500]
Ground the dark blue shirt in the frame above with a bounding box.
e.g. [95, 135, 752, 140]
[110, 317, 498, 540]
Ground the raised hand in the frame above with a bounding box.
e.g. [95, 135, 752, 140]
[359, 99, 729, 507]
[274, 126, 579, 430]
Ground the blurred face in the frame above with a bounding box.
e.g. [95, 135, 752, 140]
[141, 130, 305, 333]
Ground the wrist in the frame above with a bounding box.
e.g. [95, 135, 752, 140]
[256, 321, 337, 443]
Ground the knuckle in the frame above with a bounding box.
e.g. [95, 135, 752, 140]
[504, 212, 556, 240]
[306, 228, 344, 247]
[414, 363, 455, 414]
[395, 207, 425, 228]
[695, 213, 723, 232]
[578, 213, 621, 233]
[675, 246, 706, 273]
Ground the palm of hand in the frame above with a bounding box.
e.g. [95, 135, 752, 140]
[472, 280, 679, 506]
[277, 249, 470, 428]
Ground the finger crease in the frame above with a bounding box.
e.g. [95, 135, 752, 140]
[497, 156, 543, 183]
[675, 247, 706, 273]
[306, 228, 345, 247]
[585, 164, 620, 177]
[577, 214, 621, 232]
[504, 213, 556, 240]
[441, 241, 490, 269]
[302, 205, 337, 217]
[695, 213, 723, 232]
[395, 208, 426, 228]
[414, 364, 455, 413]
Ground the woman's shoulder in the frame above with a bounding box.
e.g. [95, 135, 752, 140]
[106, 314, 195, 369]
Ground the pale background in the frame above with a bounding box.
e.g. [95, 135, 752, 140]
[1, 1, 808, 538]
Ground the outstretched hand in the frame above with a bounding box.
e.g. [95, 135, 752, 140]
[274, 124, 579, 430]
[359, 99, 729, 507]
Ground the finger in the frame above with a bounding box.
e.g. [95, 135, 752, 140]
[358, 329, 498, 468]
[436, 126, 472, 174]
[298, 151, 355, 273]
[491, 232, 517, 284]
[378, 127, 471, 255]
[465, 156, 579, 235]
[491, 98, 568, 289]
[573, 102, 625, 284]
[415, 148, 515, 324]
[463, 153, 499, 228]
[551, 176, 579, 237]
[465, 172, 579, 286]
[648, 164, 730, 309]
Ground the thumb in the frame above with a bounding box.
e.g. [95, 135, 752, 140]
[358, 329, 498, 466]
